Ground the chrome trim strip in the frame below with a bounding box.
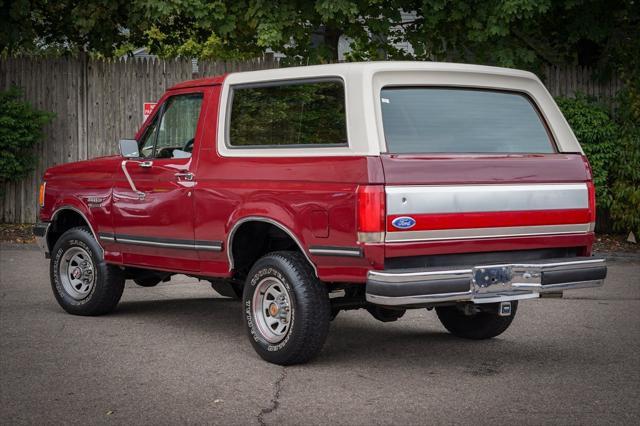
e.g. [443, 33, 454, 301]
[309, 247, 363, 258]
[116, 237, 195, 249]
[368, 268, 473, 283]
[367, 291, 474, 305]
[114, 235, 223, 251]
[385, 223, 591, 242]
[194, 244, 223, 251]
[226, 217, 318, 276]
[386, 183, 588, 215]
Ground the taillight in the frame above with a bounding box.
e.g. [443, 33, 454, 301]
[38, 182, 46, 207]
[582, 155, 596, 229]
[357, 185, 385, 243]
[587, 180, 596, 227]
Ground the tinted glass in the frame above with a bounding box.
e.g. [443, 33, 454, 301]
[139, 114, 159, 158]
[154, 94, 203, 158]
[380, 88, 554, 153]
[229, 80, 347, 147]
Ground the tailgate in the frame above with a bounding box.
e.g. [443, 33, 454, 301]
[382, 154, 594, 243]
[378, 86, 594, 245]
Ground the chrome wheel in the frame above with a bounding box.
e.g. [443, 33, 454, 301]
[58, 246, 95, 300]
[252, 277, 293, 344]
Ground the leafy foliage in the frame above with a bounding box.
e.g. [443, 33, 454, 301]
[2, 1, 638, 76]
[609, 87, 640, 237]
[555, 96, 619, 208]
[0, 87, 54, 183]
[557, 91, 640, 236]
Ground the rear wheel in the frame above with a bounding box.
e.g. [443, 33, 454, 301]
[50, 227, 125, 316]
[435, 301, 518, 339]
[243, 251, 330, 365]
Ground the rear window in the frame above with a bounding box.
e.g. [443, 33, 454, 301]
[380, 87, 555, 153]
[228, 80, 347, 148]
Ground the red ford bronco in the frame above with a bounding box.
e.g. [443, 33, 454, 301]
[34, 62, 607, 365]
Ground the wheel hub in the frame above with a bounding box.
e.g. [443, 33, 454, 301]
[58, 246, 96, 300]
[268, 303, 279, 317]
[71, 267, 82, 279]
[252, 277, 293, 344]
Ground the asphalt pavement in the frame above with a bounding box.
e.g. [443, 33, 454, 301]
[1, 244, 639, 425]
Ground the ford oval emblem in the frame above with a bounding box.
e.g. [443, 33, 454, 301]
[391, 216, 416, 230]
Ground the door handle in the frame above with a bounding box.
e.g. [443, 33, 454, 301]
[139, 161, 153, 168]
[175, 171, 194, 181]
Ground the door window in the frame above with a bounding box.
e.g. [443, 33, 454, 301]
[140, 93, 203, 159]
[139, 114, 159, 158]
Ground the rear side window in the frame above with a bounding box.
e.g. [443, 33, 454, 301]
[228, 80, 347, 147]
[380, 87, 554, 153]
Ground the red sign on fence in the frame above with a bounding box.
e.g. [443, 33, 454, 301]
[143, 102, 157, 122]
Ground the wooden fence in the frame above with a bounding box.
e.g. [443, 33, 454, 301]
[0, 57, 623, 223]
[0, 56, 279, 223]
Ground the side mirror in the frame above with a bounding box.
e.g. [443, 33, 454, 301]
[119, 139, 140, 158]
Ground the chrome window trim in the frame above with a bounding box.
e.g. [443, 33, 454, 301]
[227, 216, 318, 276]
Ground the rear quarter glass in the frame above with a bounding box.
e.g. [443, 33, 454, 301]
[380, 87, 556, 154]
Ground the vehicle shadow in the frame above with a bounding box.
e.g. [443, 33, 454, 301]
[105, 296, 570, 369]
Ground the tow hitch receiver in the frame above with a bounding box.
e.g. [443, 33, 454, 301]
[499, 301, 512, 316]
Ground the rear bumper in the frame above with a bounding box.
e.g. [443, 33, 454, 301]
[366, 257, 606, 307]
[33, 222, 50, 258]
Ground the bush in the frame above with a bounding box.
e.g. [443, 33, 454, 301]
[609, 87, 640, 237]
[555, 95, 619, 209]
[0, 86, 54, 184]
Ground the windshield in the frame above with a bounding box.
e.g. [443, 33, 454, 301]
[380, 87, 555, 154]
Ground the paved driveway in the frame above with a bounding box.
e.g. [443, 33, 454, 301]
[1, 245, 639, 425]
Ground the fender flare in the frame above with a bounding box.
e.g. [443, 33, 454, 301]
[226, 216, 318, 277]
[49, 205, 103, 253]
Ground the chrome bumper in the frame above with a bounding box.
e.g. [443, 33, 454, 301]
[33, 222, 50, 258]
[366, 257, 606, 307]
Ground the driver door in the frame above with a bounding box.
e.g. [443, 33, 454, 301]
[112, 91, 205, 272]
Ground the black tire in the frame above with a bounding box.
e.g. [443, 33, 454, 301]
[366, 305, 406, 322]
[134, 278, 161, 287]
[243, 251, 330, 365]
[436, 301, 518, 339]
[50, 227, 125, 316]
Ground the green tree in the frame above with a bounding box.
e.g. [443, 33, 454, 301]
[2, 1, 638, 75]
[1, 1, 136, 56]
[0, 87, 54, 183]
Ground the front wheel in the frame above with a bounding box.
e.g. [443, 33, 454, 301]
[435, 301, 518, 339]
[243, 251, 330, 365]
[50, 227, 125, 316]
